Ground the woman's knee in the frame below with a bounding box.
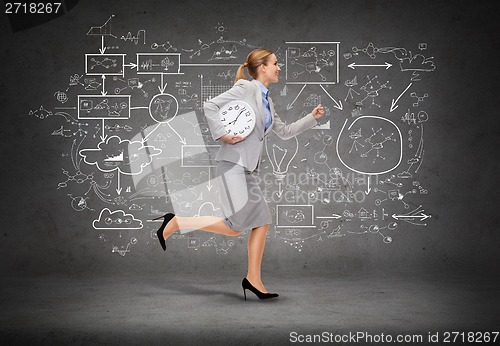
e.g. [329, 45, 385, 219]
[252, 224, 270, 232]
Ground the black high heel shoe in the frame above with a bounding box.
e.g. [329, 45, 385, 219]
[242, 278, 279, 301]
[152, 213, 175, 251]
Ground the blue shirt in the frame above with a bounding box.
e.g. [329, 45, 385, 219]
[254, 80, 273, 131]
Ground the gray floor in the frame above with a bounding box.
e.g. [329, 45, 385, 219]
[1, 270, 498, 345]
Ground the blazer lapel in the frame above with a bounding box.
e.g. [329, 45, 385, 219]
[265, 97, 275, 135]
[251, 80, 267, 132]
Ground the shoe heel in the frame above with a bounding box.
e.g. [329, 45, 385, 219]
[243, 288, 247, 301]
[241, 277, 279, 300]
[153, 213, 175, 251]
[152, 212, 174, 221]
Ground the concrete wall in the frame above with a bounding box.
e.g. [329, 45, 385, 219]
[1, 0, 498, 276]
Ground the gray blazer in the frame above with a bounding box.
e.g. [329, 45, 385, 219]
[204, 79, 318, 172]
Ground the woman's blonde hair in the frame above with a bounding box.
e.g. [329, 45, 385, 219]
[234, 48, 274, 84]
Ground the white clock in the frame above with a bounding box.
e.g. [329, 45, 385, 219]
[219, 100, 256, 138]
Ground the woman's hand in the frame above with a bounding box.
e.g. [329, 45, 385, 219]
[220, 134, 246, 144]
[311, 103, 326, 120]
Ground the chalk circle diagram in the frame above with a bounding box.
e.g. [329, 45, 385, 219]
[149, 93, 179, 123]
[336, 115, 402, 175]
[70, 196, 89, 211]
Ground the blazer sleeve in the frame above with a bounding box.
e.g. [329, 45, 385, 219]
[203, 80, 250, 141]
[271, 110, 318, 140]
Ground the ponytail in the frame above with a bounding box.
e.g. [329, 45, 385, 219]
[234, 49, 274, 85]
[234, 62, 248, 84]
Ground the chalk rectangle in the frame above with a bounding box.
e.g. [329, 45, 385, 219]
[181, 145, 220, 167]
[137, 53, 182, 74]
[85, 54, 125, 76]
[78, 95, 131, 120]
[285, 42, 339, 84]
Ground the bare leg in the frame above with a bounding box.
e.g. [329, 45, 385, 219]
[246, 224, 270, 293]
[162, 216, 241, 240]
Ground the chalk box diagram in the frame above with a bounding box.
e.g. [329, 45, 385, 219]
[78, 95, 131, 119]
[285, 42, 339, 84]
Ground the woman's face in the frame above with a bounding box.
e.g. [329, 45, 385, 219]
[261, 54, 281, 84]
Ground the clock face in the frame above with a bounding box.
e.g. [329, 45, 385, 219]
[219, 100, 256, 138]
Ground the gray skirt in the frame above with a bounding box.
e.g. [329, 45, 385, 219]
[216, 160, 272, 232]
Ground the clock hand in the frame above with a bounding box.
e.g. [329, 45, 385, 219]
[228, 110, 245, 125]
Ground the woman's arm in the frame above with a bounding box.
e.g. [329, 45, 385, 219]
[272, 104, 325, 140]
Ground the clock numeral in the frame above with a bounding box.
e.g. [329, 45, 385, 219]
[220, 101, 255, 138]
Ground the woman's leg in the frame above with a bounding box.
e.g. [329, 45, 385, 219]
[161, 215, 241, 240]
[160, 161, 251, 241]
[246, 224, 270, 293]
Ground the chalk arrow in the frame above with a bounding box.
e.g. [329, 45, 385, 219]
[392, 212, 431, 221]
[158, 73, 167, 93]
[348, 62, 392, 70]
[167, 122, 186, 145]
[124, 62, 137, 70]
[320, 85, 343, 110]
[365, 176, 372, 194]
[277, 181, 283, 198]
[116, 172, 122, 195]
[158, 84, 167, 93]
[101, 75, 107, 95]
[287, 84, 306, 110]
[99, 36, 106, 54]
[142, 123, 162, 144]
[316, 214, 342, 219]
[207, 169, 213, 192]
[100, 119, 107, 142]
[390, 82, 412, 112]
